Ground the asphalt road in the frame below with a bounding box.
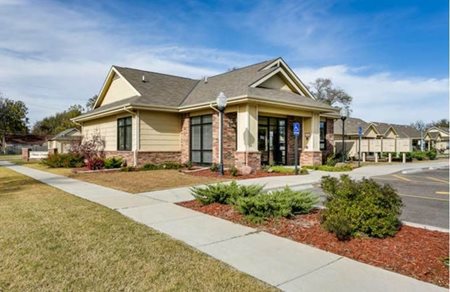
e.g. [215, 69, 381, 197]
[309, 167, 449, 229]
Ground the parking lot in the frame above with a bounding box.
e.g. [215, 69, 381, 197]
[310, 167, 449, 229]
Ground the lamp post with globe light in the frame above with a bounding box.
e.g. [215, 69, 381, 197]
[216, 92, 227, 175]
[340, 106, 350, 163]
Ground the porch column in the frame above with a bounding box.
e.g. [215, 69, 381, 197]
[235, 104, 260, 169]
[301, 113, 322, 165]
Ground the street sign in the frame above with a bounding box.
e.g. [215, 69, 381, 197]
[293, 122, 301, 136]
[358, 126, 363, 137]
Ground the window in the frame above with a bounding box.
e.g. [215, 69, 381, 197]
[118, 117, 132, 151]
[190, 115, 212, 164]
[320, 121, 327, 150]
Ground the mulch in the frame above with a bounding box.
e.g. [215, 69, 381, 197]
[178, 200, 449, 288]
[185, 169, 294, 180]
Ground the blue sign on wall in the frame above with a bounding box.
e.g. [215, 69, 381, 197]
[358, 126, 363, 137]
[293, 122, 301, 136]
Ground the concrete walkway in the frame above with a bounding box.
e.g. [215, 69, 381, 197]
[1, 161, 447, 292]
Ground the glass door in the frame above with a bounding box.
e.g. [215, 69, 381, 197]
[258, 117, 287, 165]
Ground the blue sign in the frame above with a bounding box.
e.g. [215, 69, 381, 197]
[358, 126, 363, 137]
[293, 122, 301, 136]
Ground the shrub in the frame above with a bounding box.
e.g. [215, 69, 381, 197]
[268, 166, 295, 174]
[191, 181, 263, 205]
[412, 151, 426, 161]
[426, 149, 437, 160]
[86, 156, 104, 170]
[210, 163, 219, 172]
[104, 157, 123, 169]
[142, 162, 183, 171]
[230, 166, 238, 177]
[304, 164, 352, 172]
[325, 153, 337, 166]
[121, 166, 136, 172]
[235, 186, 318, 222]
[42, 153, 84, 168]
[184, 161, 193, 170]
[320, 175, 403, 240]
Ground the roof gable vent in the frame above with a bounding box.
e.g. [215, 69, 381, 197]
[204, 76, 208, 83]
[142, 75, 146, 82]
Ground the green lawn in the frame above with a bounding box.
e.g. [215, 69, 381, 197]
[0, 167, 275, 291]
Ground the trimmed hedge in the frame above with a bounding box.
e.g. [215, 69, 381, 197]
[320, 175, 403, 240]
[235, 186, 318, 222]
[42, 153, 84, 168]
[142, 162, 183, 170]
[104, 157, 123, 169]
[191, 181, 263, 205]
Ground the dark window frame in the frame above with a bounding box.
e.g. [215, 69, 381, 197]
[117, 116, 132, 151]
[190, 115, 213, 164]
[320, 121, 327, 150]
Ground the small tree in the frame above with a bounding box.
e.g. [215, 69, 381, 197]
[0, 95, 29, 154]
[86, 94, 98, 111]
[70, 131, 105, 161]
[309, 78, 352, 107]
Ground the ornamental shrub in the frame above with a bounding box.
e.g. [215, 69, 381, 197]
[42, 153, 84, 168]
[426, 149, 437, 160]
[191, 181, 263, 205]
[104, 156, 123, 169]
[210, 163, 219, 172]
[412, 151, 426, 161]
[320, 175, 403, 240]
[86, 156, 104, 170]
[235, 186, 318, 221]
[230, 166, 238, 177]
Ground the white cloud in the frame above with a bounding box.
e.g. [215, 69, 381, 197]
[296, 65, 449, 124]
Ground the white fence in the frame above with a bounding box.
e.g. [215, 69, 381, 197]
[29, 151, 48, 159]
[336, 138, 412, 158]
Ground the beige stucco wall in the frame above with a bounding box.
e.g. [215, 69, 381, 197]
[139, 111, 181, 151]
[385, 129, 397, 139]
[259, 74, 293, 92]
[237, 104, 258, 151]
[101, 74, 137, 106]
[82, 114, 135, 151]
[365, 127, 378, 138]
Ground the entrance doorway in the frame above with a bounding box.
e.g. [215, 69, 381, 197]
[258, 117, 287, 165]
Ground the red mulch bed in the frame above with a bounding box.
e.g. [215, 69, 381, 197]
[178, 200, 449, 288]
[186, 169, 294, 180]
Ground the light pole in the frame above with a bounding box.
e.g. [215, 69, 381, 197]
[216, 92, 228, 175]
[340, 106, 349, 162]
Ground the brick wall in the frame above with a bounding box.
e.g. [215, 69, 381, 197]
[104, 151, 134, 166]
[235, 151, 261, 171]
[322, 118, 335, 162]
[287, 116, 302, 165]
[137, 151, 181, 166]
[212, 112, 237, 167]
[180, 113, 190, 164]
[300, 151, 322, 166]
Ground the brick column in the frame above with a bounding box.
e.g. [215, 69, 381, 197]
[300, 151, 322, 166]
[180, 113, 190, 164]
[22, 148, 30, 161]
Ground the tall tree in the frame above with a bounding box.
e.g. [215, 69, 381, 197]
[86, 94, 98, 111]
[32, 105, 83, 136]
[309, 78, 352, 107]
[411, 120, 426, 151]
[0, 95, 29, 154]
[427, 118, 449, 129]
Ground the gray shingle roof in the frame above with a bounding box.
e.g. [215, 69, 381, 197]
[114, 66, 199, 107]
[334, 118, 421, 138]
[50, 128, 81, 141]
[334, 117, 369, 135]
[77, 58, 337, 121]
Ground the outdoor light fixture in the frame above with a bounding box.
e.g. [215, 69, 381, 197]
[340, 106, 350, 162]
[216, 92, 228, 175]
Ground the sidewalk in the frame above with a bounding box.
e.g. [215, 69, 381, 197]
[0, 161, 446, 292]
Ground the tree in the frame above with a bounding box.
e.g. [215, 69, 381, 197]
[411, 120, 426, 151]
[0, 95, 29, 154]
[427, 119, 449, 129]
[32, 105, 83, 136]
[309, 78, 352, 107]
[86, 94, 98, 111]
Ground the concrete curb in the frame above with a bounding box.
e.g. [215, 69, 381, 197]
[402, 165, 449, 174]
[402, 221, 449, 233]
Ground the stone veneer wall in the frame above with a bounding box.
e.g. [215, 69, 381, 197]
[212, 112, 237, 167]
[104, 151, 135, 166]
[287, 116, 302, 165]
[235, 151, 261, 171]
[300, 151, 322, 166]
[104, 151, 181, 167]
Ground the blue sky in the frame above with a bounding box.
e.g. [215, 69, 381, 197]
[0, 0, 448, 124]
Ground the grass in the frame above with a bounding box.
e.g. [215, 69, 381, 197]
[0, 155, 225, 193]
[0, 167, 275, 291]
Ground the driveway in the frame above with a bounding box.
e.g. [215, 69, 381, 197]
[307, 167, 449, 229]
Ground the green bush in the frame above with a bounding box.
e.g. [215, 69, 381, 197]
[210, 163, 219, 172]
[235, 186, 318, 222]
[120, 166, 136, 172]
[142, 162, 183, 171]
[320, 175, 403, 240]
[104, 157, 123, 169]
[304, 164, 352, 172]
[325, 153, 337, 166]
[191, 181, 263, 205]
[42, 153, 84, 168]
[412, 151, 426, 161]
[230, 166, 238, 177]
[426, 149, 437, 160]
[269, 166, 295, 174]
